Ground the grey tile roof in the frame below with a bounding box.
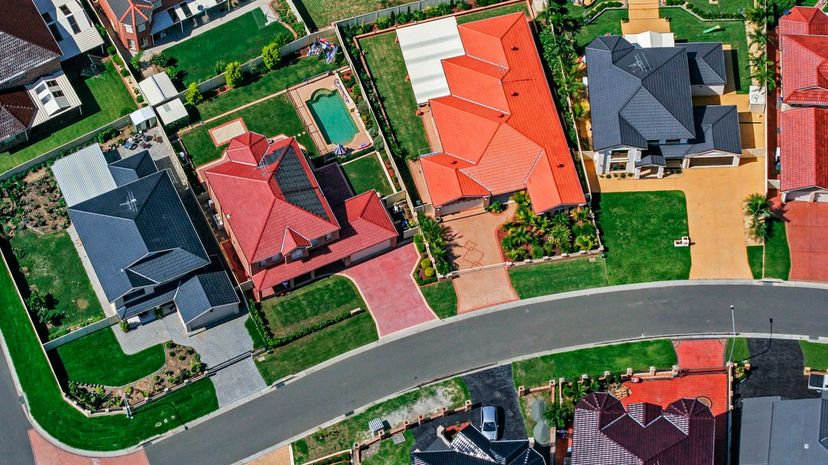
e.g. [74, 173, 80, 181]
[678, 43, 727, 87]
[174, 271, 239, 323]
[412, 425, 545, 465]
[636, 154, 666, 167]
[686, 105, 741, 155]
[105, 0, 153, 26]
[69, 170, 209, 301]
[108, 150, 157, 186]
[117, 282, 178, 319]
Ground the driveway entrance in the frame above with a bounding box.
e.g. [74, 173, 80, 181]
[782, 201, 828, 282]
[453, 266, 518, 313]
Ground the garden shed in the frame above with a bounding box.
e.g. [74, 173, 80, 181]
[130, 106, 157, 132]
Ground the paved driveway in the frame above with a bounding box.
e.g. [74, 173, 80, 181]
[442, 206, 514, 270]
[782, 201, 828, 282]
[453, 266, 518, 313]
[462, 366, 526, 440]
[28, 429, 149, 465]
[738, 338, 816, 400]
[341, 245, 437, 337]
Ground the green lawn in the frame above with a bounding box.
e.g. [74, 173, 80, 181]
[11, 230, 105, 339]
[245, 316, 268, 350]
[181, 94, 312, 166]
[295, 0, 411, 30]
[165, 10, 294, 85]
[0, 59, 134, 174]
[255, 312, 378, 385]
[359, 33, 429, 159]
[509, 258, 609, 299]
[196, 56, 338, 120]
[763, 218, 790, 280]
[801, 341, 828, 370]
[342, 154, 393, 197]
[0, 255, 218, 450]
[361, 431, 414, 465]
[259, 276, 366, 338]
[456, 2, 529, 24]
[662, 8, 751, 93]
[576, 9, 626, 50]
[512, 340, 678, 387]
[292, 379, 468, 464]
[597, 191, 692, 285]
[420, 281, 457, 319]
[747, 245, 763, 279]
[684, 0, 752, 15]
[54, 329, 165, 386]
[725, 337, 750, 363]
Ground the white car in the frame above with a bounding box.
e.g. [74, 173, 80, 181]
[480, 405, 499, 440]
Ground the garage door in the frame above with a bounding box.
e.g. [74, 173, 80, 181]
[688, 156, 735, 168]
[350, 239, 393, 262]
[437, 197, 485, 216]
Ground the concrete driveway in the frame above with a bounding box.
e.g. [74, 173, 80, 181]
[462, 366, 526, 440]
[589, 156, 765, 280]
[341, 245, 437, 337]
[453, 266, 518, 313]
[781, 201, 828, 283]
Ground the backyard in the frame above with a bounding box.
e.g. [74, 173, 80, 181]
[455, 1, 528, 23]
[342, 153, 393, 197]
[575, 9, 625, 49]
[596, 191, 692, 285]
[164, 10, 294, 85]
[0, 256, 218, 450]
[420, 281, 457, 319]
[0, 59, 135, 174]
[292, 378, 469, 464]
[509, 258, 608, 299]
[683, 0, 752, 15]
[180, 94, 312, 166]
[512, 339, 678, 387]
[11, 230, 105, 339]
[295, 0, 409, 30]
[53, 329, 165, 387]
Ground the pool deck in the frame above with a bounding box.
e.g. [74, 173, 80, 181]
[288, 69, 372, 156]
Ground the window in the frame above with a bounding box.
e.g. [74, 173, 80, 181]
[138, 22, 146, 32]
[141, 36, 149, 47]
[41, 12, 53, 23]
[609, 162, 627, 172]
[67, 15, 81, 34]
[59, 5, 71, 15]
[46, 80, 58, 87]
[46, 19, 63, 41]
[127, 38, 136, 50]
[124, 23, 133, 33]
[290, 249, 304, 260]
[35, 83, 46, 94]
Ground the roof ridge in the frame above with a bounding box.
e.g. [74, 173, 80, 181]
[638, 84, 696, 136]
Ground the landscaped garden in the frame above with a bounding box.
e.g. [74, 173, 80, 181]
[0, 260, 218, 450]
[596, 191, 692, 284]
[0, 59, 135, 174]
[342, 153, 393, 197]
[292, 378, 469, 464]
[164, 10, 294, 85]
[179, 94, 312, 166]
[743, 194, 790, 280]
[509, 258, 608, 299]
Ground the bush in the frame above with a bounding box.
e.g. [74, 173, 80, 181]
[486, 200, 505, 213]
[376, 16, 392, 30]
[414, 235, 425, 253]
[224, 62, 242, 89]
[420, 258, 431, 269]
[424, 267, 435, 278]
[130, 51, 143, 71]
[136, 95, 144, 104]
[111, 55, 123, 67]
[120, 320, 129, 333]
[213, 60, 227, 75]
[165, 66, 181, 82]
[120, 68, 129, 77]
[262, 43, 281, 71]
[107, 45, 116, 56]
[150, 51, 173, 68]
[184, 82, 202, 106]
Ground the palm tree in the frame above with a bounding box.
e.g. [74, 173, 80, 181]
[575, 234, 596, 251]
[549, 224, 572, 252]
[744, 193, 772, 240]
[570, 206, 591, 225]
[750, 62, 777, 91]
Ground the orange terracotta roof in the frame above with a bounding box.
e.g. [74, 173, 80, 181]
[422, 12, 585, 213]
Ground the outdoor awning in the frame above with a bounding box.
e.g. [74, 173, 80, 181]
[173, 0, 219, 21]
[156, 98, 188, 125]
[130, 106, 157, 126]
[151, 9, 175, 33]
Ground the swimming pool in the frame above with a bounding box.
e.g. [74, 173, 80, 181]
[307, 89, 358, 146]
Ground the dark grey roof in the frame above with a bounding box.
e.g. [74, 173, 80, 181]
[687, 105, 741, 155]
[69, 170, 209, 301]
[636, 154, 666, 167]
[105, 0, 153, 26]
[272, 144, 330, 220]
[412, 425, 545, 465]
[108, 150, 158, 186]
[586, 36, 696, 151]
[174, 271, 239, 323]
[678, 43, 727, 87]
[117, 282, 178, 319]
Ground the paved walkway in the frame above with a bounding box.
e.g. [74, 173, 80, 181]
[781, 202, 828, 283]
[453, 266, 518, 313]
[28, 429, 149, 465]
[622, 0, 671, 34]
[341, 245, 437, 337]
[673, 339, 725, 369]
[589, 156, 765, 280]
[443, 205, 515, 270]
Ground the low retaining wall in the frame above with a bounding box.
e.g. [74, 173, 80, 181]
[42, 315, 120, 351]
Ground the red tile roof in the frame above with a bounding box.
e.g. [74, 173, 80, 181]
[200, 134, 340, 265]
[420, 12, 585, 214]
[780, 8, 828, 105]
[780, 107, 828, 192]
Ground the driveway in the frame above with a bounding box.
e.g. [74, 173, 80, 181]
[673, 339, 725, 370]
[781, 201, 828, 282]
[589, 156, 765, 279]
[453, 266, 518, 313]
[442, 206, 515, 270]
[28, 429, 149, 465]
[622, 0, 671, 34]
[341, 245, 437, 337]
[462, 366, 526, 440]
[737, 338, 817, 400]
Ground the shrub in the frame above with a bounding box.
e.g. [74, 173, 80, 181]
[150, 51, 173, 67]
[414, 234, 425, 253]
[424, 267, 435, 277]
[136, 95, 144, 104]
[376, 16, 392, 30]
[124, 386, 133, 396]
[120, 320, 129, 332]
[224, 62, 242, 88]
[486, 200, 505, 213]
[262, 43, 281, 71]
[120, 68, 129, 77]
[184, 82, 202, 106]
[165, 66, 180, 82]
[420, 258, 431, 269]
[130, 51, 143, 71]
[111, 55, 123, 67]
[107, 45, 116, 56]
[213, 60, 227, 75]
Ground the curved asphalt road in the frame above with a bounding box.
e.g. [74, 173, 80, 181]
[142, 283, 828, 465]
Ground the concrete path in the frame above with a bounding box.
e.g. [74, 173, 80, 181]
[781, 201, 828, 283]
[28, 429, 149, 465]
[622, 0, 671, 34]
[341, 245, 437, 337]
[453, 266, 518, 313]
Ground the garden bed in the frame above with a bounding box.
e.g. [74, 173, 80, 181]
[0, 166, 68, 237]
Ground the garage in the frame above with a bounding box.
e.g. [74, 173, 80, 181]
[436, 197, 486, 216]
[687, 156, 736, 168]
[350, 239, 394, 263]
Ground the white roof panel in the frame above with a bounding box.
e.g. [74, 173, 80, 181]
[396, 17, 465, 105]
[139, 73, 178, 106]
[157, 98, 188, 125]
[52, 144, 117, 206]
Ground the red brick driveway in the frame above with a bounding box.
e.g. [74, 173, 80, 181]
[341, 244, 437, 337]
[28, 429, 150, 465]
[783, 202, 828, 282]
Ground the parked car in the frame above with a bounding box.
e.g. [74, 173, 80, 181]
[480, 405, 499, 440]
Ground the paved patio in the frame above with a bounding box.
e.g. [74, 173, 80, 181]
[340, 244, 437, 337]
[781, 201, 828, 283]
[442, 205, 515, 270]
[453, 266, 518, 314]
[28, 429, 149, 465]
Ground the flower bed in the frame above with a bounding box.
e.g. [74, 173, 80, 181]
[0, 167, 68, 237]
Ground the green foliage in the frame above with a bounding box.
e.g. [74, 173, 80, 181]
[262, 43, 281, 71]
[165, 66, 181, 82]
[413, 234, 425, 253]
[184, 82, 203, 107]
[214, 60, 227, 75]
[744, 193, 771, 241]
[418, 214, 454, 275]
[224, 62, 242, 88]
[27, 290, 64, 326]
[130, 51, 143, 71]
[485, 200, 505, 213]
[150, 51, 173, 67]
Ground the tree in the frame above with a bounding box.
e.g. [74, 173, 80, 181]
[224, 61, 242, 88]
[744, 193, 772, 240]
[130, 51, 143, 71]
[548, 224, 572, 252]
[570, 206, 591, 225]
[184, 82, 202, 106]
[261, 43, 281, 71]
[26, 290, 63, 325]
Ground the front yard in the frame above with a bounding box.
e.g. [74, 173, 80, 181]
[801, 341, 828, 370]
[180, 93, 311, 166]
[597, 191, 692, 285]
[292, 378, 469, 464]
[509, 258, 608, 299]
[420, 281, 457, 319]
[164, 10, 294, 85]
[342, 153, 393, 197]
[0, 59, 135, 174]
[11, 230, 105, 339]
[746, 218, 790, 280]
[361, 431, 414, 465]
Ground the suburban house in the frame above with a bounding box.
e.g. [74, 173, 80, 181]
[0, 0, 85, 150]
[397, 13, 585, 216]
[34, 0, 105, 60]
[197, 132, 398, 300]
[572, 392, 716, 465]
[52, 144, 240, 333]
[97, 0, 227, 51]
[738, 392, 828, 465]
[777, 7, 828, 202]
[585, 33, 742, 178]
[412, 424, 546, 465]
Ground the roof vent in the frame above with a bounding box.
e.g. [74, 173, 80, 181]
[511, 46, 519, 51]
[498, 113, 505, 118]
[511, 92, 519, 96]
[226, 213, 231, 219]
[450, 160, 457, 165]
[557, 163, 565, 168]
